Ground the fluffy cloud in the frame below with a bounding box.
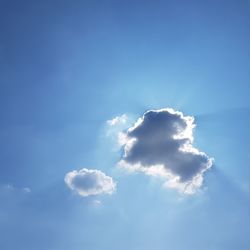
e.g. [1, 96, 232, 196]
[65, 168, 116, 197]
[118, 108, 213, 194]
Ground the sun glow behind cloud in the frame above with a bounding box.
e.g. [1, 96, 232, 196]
[117, 108, 213, 194]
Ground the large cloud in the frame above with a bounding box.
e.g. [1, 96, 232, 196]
[118, 108, 213, 194]
[65, 168, 116, 197]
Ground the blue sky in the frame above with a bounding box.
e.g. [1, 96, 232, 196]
[0, 0, 249, 249]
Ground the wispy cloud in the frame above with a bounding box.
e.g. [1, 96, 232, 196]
[107, 114, 128, 126]
[0, 184, 31, 194]
[106, 114, 131, 149]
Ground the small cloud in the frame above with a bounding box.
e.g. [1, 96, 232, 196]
[93, 199, 102, 205]
[2, 184, 14, 191]
[65, 168, 116, 197]
[107, 114, 128, 126]
[22, 187, 31, 193]
[0, 184, 31, 194]
[106, 114, 131, 150]
[118, 108, 213, 194]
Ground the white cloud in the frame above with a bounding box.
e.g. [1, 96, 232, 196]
[65, 168, 116, 197]
[117, 132, 129, 146]
[106, 114, 131, 150]
[118, 108, 213, 194]
[22, 187, 31, 193]
[0, 184, 31, 194]
[107, 114, 128, 126]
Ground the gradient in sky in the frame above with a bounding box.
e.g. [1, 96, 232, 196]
[0, 0, 249, 250]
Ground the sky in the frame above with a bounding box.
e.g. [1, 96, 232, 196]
[0, 0, 249, 249]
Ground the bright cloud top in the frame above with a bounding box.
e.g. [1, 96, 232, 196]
[118, 108, 213, 194]
[65, 168, 116, 197]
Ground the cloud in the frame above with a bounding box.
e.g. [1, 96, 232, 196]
[0, 184, 31, 196]
[2, 184, 14, 191]
[107, 114, 128, 126]
[22, 187, 31, 193]
[118, 108, 213, 194]
[65, 168, 116, 197]
[1, 184, 31, 192]
[106, 114, 131, 149]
